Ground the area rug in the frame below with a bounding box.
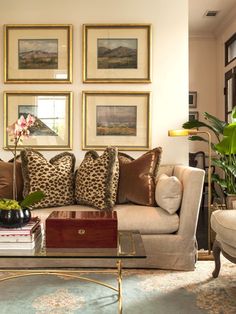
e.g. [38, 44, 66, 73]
[0, 258, 235, 314]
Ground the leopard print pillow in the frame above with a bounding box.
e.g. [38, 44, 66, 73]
[75, 147, 119, 210]
[21, 150, 75, 209]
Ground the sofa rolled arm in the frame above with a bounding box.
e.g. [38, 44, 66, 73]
[173, 165, 205, 237]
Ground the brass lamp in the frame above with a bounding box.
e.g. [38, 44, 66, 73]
[168, 129, 212, 255]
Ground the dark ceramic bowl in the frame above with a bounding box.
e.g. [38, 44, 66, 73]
[0, 208, 31, 228]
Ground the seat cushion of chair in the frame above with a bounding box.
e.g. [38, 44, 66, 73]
[211, 209, 236, 248]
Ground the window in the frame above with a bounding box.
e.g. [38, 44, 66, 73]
[225, 67, 236, 122]
[225, 33, 236, 66]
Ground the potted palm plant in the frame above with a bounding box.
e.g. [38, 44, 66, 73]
[183, 107, 236, 208]
[0, 114, 44, 227]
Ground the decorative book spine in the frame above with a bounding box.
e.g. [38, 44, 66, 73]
[0, 219, 40, 236]
[0, 225, 42, 243]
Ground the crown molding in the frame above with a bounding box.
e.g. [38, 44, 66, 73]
[189, 33, 216, 39]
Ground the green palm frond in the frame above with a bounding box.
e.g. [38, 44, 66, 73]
[215, 123, 236, 154]
[232, 106, 236, 122]
[203, 112, 227, 138]
[188, 135, 207, 142]
[211, 173, 228, 189]
[182, 107, 236, 195]
[183, 119, 215, 132]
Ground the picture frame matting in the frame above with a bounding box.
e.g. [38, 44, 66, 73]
[83, 24, 152, 83]
[4, 24, 72, 83]
[4, 91, 73, 150]
[82, 91, 151, 150]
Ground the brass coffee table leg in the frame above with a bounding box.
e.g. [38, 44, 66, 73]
[117, 260, 123, 314]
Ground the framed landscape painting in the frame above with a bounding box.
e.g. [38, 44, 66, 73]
[189, 91, 197, 108]
[4, 24, 72, 83]
[83, 24, 152, 83]
[189, 111, 199, 121]
[4, 91, 72, 150]
[82, 91, 151, 150]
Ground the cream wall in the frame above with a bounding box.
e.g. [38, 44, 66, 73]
[189, 37, 217, 152]
[0, 0, 189, 165]
[189, 8, 236, 154]
[216, 12, 236, 120]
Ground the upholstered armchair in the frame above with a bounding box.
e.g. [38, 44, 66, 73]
[211, 209, 236, 277]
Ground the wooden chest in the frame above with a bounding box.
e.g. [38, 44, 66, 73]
[45, 211, 118, 248]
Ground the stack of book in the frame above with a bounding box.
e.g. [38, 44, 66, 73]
[0, 218, 42, 250]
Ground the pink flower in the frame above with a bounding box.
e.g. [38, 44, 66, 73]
[17, 115, 27, 129]
[7, 114, 35, 143]
[7, 114, 36, 201]
[26, 114, 36, 127]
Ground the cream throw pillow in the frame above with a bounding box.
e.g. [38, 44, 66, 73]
[155, 174, 182, 214]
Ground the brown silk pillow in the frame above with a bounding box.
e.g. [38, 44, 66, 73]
[21, 150, 75, 209]
[75, 147, 119, 210]
[117, 147, 162, 206]
[0, 160, 24, 200]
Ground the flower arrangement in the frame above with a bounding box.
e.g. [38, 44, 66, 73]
[7, 114, 35, 200]
[0, 114, 44, 227]
[0, 199, 21, 210]
[0, 191, 44, 211]
[0, 114, 44, 213]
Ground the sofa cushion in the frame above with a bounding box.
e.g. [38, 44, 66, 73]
[32, 204, 179, 235]
[21, 150, 75, 208]
[0, 160, 24, 200]
[75, 147, 119, 210]
[155, 174, 182, 214]
[117, 147, 162, 206]
[211, 209, 236, 248]
[115, 204, 179, 234]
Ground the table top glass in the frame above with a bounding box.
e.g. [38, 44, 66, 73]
[0, 231, 146, 259]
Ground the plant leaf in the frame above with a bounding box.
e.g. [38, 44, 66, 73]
[212, 157, 236, 193]
[211, 173, 228, 189]
[212, 158, 229, 172]
[189, 136, 217, 151]
[203, 112, 227, 135]
[232, 106, 236, 122]
[188, 135, 208, 142]
[182, 118, 221, 140]
[20, 191, 45, 208]
[227, 164, 236, 177]
[215, 123, 236, 154]
[183, 120, 213, 130]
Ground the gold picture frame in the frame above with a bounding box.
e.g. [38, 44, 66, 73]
[4, 24, 72, 83]
[83, 24, 152, 83]
[82, 91, 151, 150]
[4, 91, 73, 150]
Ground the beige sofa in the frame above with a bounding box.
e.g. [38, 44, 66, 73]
[1, 164, 205, 271]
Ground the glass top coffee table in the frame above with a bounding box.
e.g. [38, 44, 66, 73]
[0, 230, 146, 314]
